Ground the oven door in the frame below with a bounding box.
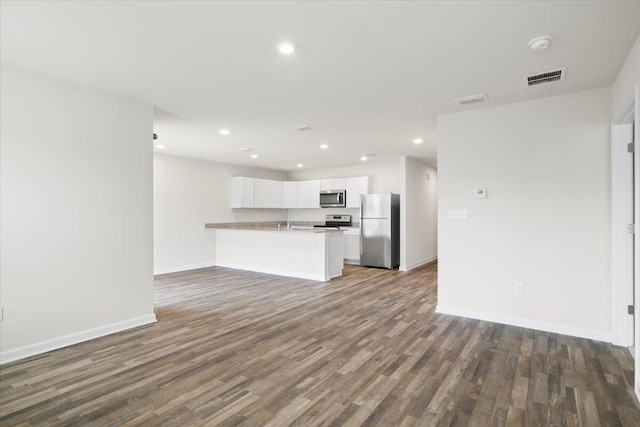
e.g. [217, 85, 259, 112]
[319, 190, 346, 208]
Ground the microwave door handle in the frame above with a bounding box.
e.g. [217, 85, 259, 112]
[338, 192, 344, 205]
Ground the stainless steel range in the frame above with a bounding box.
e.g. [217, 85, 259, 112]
[313, 215, 352, 229]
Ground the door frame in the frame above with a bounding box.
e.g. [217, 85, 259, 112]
[612, 85, 639, 401]
[633, 85, 640, 402]
[611, 121, 634, 347]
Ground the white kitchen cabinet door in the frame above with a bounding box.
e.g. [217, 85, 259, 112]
[282, 181, 297, 208]
[321, 178, 346, 191]
[295, 181, 308, 208]
[346, 176, 370, 208]
[253, 179, 269, 208]
[331, 178, 346, 190]
[231, 177, 254, 208]
[343, 235, 360, 263]
[306, 180, 321, 208]
[267, 180, 283, 208]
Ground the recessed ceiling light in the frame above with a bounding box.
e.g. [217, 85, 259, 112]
[278, 41, 296, 55]
[528, 35, 552, 52]
[296, 163, 304, 168]
[155, 144, 165, 149]
[360, 156, 368, 161]
[250, 154, 259, 159]
[219, 129, 231, 135]
[412, 138, 423, 144]
[319, 144, 329, 150]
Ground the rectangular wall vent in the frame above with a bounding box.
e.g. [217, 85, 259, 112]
[454, 93, 488, 105]
[525, 67, 566, 86]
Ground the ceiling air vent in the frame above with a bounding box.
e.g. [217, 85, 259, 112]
[455, 93, 488, 105]
[292, 124, 315, 131]
[525, 67, 566, 86]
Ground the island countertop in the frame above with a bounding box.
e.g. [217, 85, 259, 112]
[211, 224, 344, 282]
[204, 222, 345, 233]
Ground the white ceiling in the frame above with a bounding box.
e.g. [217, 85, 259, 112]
[2, 1, 639, 171]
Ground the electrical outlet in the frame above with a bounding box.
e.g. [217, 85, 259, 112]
[515, 283, 525, 295]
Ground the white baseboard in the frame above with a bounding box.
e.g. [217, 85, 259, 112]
[435, 304, 612, 343]
[216, 261, 328, 282]
[154, 261, 216, 275]
[400, 256, 437, 272]
[0, 313, 157, 365]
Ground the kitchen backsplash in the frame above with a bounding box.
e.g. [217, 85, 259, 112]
[229, 207, 360, 224]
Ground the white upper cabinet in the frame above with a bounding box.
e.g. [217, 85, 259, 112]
[296, 180, 321, 208]
[306, 180, 321, 208]
[282, 181, 297, 208]
[267, 180, 283, 208]
[321, 178, 346, 191]
[232, 176, 368, 209]
[232, 177, 282, 208]
[253, 179, 269, 208]
[345, 176, 370, 208]
[231, 177, 254, 208]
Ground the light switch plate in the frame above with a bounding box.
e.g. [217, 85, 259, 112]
[475, 188, 487, 199]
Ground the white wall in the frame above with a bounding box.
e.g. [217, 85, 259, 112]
[153, 153, 287, 274]
[0, 67, 155, 363]
[612, 33, 640, 119]
[287, 160, 400, 222]
[437, 87, 612, 340]
[400, 157, 437, 270]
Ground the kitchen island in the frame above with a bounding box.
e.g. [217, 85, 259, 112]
[205, 224, 343, 282]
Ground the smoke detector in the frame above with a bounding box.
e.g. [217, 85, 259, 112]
[528, 35, 552, 52]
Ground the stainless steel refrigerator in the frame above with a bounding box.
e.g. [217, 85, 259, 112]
[360, 193, 400, 269]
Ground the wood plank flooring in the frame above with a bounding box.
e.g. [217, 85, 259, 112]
[1, 263, 639, 426]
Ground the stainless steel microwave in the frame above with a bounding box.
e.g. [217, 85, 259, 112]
[319, 190, 346, 208]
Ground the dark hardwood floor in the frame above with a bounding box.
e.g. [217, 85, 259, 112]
[1, 263, 638, 426]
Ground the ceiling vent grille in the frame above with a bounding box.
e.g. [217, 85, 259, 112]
[292, 124, 315, 131]
[525, 67, 566, 86]
[455, 93, 488, 105]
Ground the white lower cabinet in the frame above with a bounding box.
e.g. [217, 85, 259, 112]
[343, 233, 360, 264]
